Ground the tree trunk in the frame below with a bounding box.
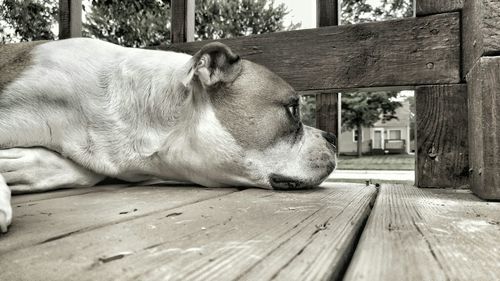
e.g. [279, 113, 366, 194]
[357, 125, 363, 158]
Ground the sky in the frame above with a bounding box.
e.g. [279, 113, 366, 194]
[275, 0, 385, 29]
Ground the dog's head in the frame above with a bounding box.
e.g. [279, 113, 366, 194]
[160, 42, 336, 190]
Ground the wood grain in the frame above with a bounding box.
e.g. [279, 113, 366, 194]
[58, 0, 82, 39]
[415, 84, 469, 188]
[344, 184, 500, 281]
[157, 13, 461, 91]
[317, 0, 339, 26]
[170, 0, 195, 43]
[0, 183, 376, 281]
[316, 92, 339, 148]
[466, 57, 500, 200]
[416, 0, 463, 16]
[463, 0, 500, 78]
[1, 185, 236, 254]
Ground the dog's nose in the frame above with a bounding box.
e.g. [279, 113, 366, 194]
[322, 132, 336, 145]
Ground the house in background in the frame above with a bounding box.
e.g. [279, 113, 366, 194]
[338, 99, 412, 155]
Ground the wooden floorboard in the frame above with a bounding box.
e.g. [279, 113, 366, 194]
[344, 184, 500, 281]
[2, 184, 237, 254]
[0, 183, 376, 281]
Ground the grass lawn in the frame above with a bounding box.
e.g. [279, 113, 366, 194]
[337, 154, 415, 171]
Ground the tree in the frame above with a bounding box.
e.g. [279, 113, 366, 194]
[342, 92, 402, 157]
[0, 0, 58, 43]
[341, 0, 413, 25]
[83, 0, 172, 47]
[84, 0, 294, 47]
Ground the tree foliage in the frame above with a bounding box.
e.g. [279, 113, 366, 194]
[83, 0, 171, 47]
[195, 0, 294, 40]
[0, 0, 57, 43]
[341, 0, 413, 24]
[0, 0, 293, 46]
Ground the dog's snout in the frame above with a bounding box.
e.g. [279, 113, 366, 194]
[322, 132, 336, 146]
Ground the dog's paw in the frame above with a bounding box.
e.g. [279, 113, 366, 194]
[0, 204, 12, 233]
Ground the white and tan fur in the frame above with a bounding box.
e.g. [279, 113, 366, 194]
[0, 38, 336, 233]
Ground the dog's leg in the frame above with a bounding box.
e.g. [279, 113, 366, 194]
[0, 174, 11, 233]
[0, 147, 105, 194]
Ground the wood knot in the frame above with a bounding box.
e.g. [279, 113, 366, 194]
[426, 62, 434, 69]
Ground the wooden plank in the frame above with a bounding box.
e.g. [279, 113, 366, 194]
[11, 185, 126, 205]
[170, 0, 195, 43]
[317, 0, 339, 26]
[58, 0, 82, 39]
[344, 184, 500, 281]
[415, 84, 469, 188]
[158, 13, 461, 91]
[315, 0, 340, 150]
[316, 92, 339, 148]
[466, 57, 500, 200]
[416, 0, 463, 16]
[0, 183, 376, 281]
[463, 0, 500, 78]
[1, 185, 236, 254]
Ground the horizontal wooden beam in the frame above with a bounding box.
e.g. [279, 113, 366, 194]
[157, 13, 460, 92]
[416, 0, 463, 16]
[415, 84, 468, 188]
[467, 57, 500, 200]
[463, 0, 500, 78]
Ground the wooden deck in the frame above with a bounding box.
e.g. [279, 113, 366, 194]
[1, 182, 499, 280]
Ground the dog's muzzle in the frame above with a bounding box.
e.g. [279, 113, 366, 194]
[269, 174, 310, 190]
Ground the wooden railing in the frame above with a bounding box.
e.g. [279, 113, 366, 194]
[56, 0, 500, 200]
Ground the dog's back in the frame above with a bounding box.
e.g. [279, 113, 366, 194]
[0, 41, 47, 93]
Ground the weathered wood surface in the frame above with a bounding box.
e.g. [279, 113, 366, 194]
[467, 57, 500, 200]
[463, 0, 500, 77]
[0, 183, 376, 281]
[317, 0, 339, 26]
[1, 185, 237, 254]
[58, 0, 82, 39]
[316, 92, 339, 149]
[415, 84, 469, 188]
[159, 13, 460, 91]
[170, 0, 195, 43]
[344, 184, 500, 281]
[416, 0, 463, 16]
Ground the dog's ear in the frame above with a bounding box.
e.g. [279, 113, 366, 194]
[185, 42, 242, 88]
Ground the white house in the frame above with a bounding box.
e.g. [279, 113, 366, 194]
[338, 100, 412, 155]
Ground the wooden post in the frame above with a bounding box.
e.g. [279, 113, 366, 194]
[315, 0, 340, 151]
[462, 0, 500, 199]
[171, 0, 195, 43]
[58, 0, 82, 39]
[415, 85, 469, 188]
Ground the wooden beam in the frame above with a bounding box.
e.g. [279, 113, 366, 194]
[315, 0, 340, 149]
[345, 184, 500, 280]
[415, 84, 469, 188]
[58, 0, 82, 39]
[170, 0, 195, 43]
[160, 13, 461, 92]
[416, 0, 463, 16]
[317, 0, 339, 26]
[467, 57, 500, 200]
[463, 0, 500, 78]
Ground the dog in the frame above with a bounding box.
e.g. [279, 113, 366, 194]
[0, 38, 336, 233]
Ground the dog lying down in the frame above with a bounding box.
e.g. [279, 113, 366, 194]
[0, 38, 337, 233]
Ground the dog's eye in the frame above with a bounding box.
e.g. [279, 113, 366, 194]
[286, 102, 300, 120]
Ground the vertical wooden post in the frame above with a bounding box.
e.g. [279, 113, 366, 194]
[315, 0, 340, 151]
[171, 0, 195, 43]
[58, 0, 82, 39]
[462, 0, 500, 199]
